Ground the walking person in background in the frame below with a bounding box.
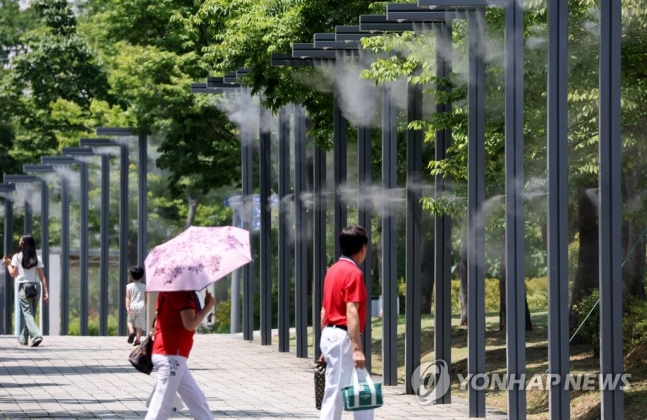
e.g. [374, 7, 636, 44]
[126, 266, 147, 346]
[2, 235, 49, 347]
[145, 289, 216, 420]
[319, 226, 373, 420]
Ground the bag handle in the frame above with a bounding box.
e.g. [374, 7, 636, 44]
[351, 368, 377, 407]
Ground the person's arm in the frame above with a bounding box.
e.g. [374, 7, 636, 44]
[126, 288, 132, 314]
[180, 291, 216, 331]
[346, 301, 365, 369]
[320, 307, 326, 330]
[37, 267, 49, 304]
[3, 256, 18, 277]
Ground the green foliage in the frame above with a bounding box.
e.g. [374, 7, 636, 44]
[68, 313, 119, 336]
[571, 291, 647, 358]
[1, 0, 112, 161]
[441, 278, 549, 315]
[179, 0, 380, 146]
[571, 289, 600, 356]
[199, 299, 232, 334]
[623, 297, 647, 354]
[525, 277, 549, 311]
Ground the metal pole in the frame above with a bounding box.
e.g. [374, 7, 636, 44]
[358, 124, 372, 372]
[333, 97, 347, 259]
[505, 1, 527, 417]
[467, 9, 486, 417]
[548, 0, 570, 415]
[118, 145, 128, 336]
[41, 181, 49, 335]
[434, 20, 453, 405]
[61, 176, 70, 336]
[599, 0, 624, 415]
[231, 206, 241, 334]
[278, 107, 291, 352]
[294, 106, 308, 358]
[3, 199, 13, 334]
[241, 117, 254, 342]
[405, 80, 423, 395]
[79, 162, 89, 336]
[260, 107, 272, 346]
[382, 84, 398, 386]
[313, 143, 327, 361]
[99, 154, 110, 336]
[138, 134, 148, 266]
[24, 199, 32, 234]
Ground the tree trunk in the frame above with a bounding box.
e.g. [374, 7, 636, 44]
[420, 238, 434, 315]
[458, 239, 468, 326]
[621, 169, 646, 301]
[569, 185, 600, 327]
[499, 230, 533, 332]
[184, 188, 202, 230]
[525, 292, 533, 331]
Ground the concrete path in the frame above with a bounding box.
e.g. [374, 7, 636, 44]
[0, 335, 507, 419]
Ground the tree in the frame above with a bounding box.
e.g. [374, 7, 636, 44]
[0, 0, 112, 163]
[84, 0, 242, 227]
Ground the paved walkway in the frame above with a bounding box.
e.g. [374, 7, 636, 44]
[0, 334, 507, 419]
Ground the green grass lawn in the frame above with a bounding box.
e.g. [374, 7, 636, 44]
[284, 311, 647, 419]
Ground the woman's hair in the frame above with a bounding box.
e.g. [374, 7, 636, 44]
[20, 235, 38, 269]
[339, 226, 369, 257]
[130, 265, 145, 280]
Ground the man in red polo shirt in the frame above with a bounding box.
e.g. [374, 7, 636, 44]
[320, 226, 373, 420]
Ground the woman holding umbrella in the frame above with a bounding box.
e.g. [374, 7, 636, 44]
[145, 289, 216, 420]
[144, 226, 252, 419]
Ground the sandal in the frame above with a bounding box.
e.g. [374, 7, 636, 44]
[133, 340, 141, 346]
[127, 332, 136, 344]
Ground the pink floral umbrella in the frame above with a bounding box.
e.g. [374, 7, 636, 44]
[145, 226, 252, 292]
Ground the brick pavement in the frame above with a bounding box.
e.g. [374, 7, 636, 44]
[0, 335, 507, 419]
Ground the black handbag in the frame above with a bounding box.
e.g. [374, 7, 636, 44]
[129, 334, 154, 375]
[129, 293, 165, 375]
[315, 360, 327, 410]
[24, 284, 37, 298]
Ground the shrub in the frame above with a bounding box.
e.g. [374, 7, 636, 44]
[441, 277, 548, 315]
[198, 299, 232, 334]
[623, 297, 647, 354]
[571, 290, 647, 357]
[570, 289, 600, 356]
[68, 314, 119, 336]
[526, 277, 548, 311]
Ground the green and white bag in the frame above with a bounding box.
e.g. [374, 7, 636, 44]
[341, 368, 383, 411]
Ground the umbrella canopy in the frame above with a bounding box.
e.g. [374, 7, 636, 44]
[145, 226, 252, 292]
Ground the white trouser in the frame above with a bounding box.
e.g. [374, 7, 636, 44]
[320, 326, 374, 420]
[145, 354, 213, 420]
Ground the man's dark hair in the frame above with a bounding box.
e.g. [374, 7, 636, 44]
[339, 226, 369, 257]
[130, 265, 145, 280]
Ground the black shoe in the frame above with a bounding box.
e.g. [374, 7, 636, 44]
[127, 333, 135, 344]
[133, 340, 141, 346]
[31, 337, 42, 347]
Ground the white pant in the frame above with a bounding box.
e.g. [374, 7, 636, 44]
[320, 326, 374, 420]
[145, 354, 213, 420]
